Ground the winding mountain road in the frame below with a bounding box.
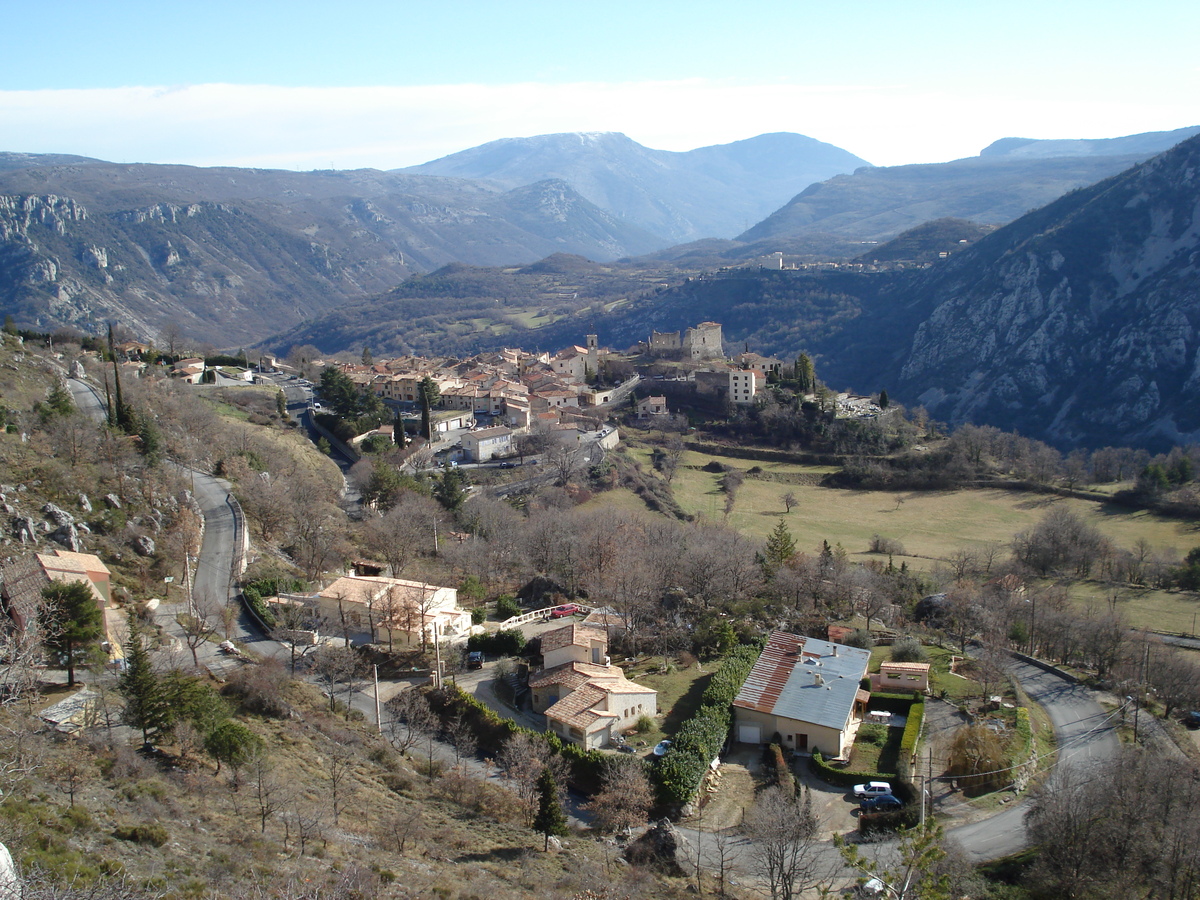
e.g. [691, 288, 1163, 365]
[948, 657, 1121, 860]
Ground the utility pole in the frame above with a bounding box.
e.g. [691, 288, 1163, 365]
[184, 552, 195, 618]
[1028, 593, 1037, 656]
[374, 664, 382, 735]
[925, 747, 934, 826]
[433, 625, 443, 689]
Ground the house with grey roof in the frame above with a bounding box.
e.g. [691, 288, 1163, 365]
[732, 630, 871, 760]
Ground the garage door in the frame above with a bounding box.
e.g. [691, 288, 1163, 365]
[738, 724, 761, 744]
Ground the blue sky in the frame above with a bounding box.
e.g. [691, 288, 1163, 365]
[2, 0, 1197, 170]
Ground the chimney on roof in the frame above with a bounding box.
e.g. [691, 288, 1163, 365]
[813, 672, 824, 686]
[832, 644, 839, 657]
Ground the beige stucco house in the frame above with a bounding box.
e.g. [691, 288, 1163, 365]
[529, 623, 657, 750]
[732, 631, 871, 761]
[272, 575, 470, 645]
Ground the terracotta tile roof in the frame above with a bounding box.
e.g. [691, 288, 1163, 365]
[544, 684, 616, 732]
[879, 662, 931, 673]
[0, 555, 50, 627]
[529, 662, 604, 691]
[540, 623, 606, 654]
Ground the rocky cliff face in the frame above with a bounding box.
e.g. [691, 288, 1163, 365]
[892, 133, 1200, 449]
[0, 160, 662, 346]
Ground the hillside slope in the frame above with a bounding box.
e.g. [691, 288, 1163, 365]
[889, 132, 1200, 449]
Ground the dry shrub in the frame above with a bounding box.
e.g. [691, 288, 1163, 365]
[221, 657, 292, 717]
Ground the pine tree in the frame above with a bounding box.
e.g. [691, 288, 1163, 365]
[118, 613, 173, 745]
[879, 389, 890, 409]
[762, 519, 797, 577]
[533, 767, 568, 851]
[40, 581, 104, 687]
[46, 381, 75, 417]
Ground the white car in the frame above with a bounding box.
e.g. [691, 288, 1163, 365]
[853, 781, 893, 799]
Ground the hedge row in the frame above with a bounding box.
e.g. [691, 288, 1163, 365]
[466, 628, 525, 657]
[241, 585, 276, 629]
[899, 701, 924, 761]
[765, 743, 796, 797]
[896, 701, 925, 781]
[437, 684, 607, 793]
[700, 644, 761, 706]
[241, 577, 308, 631]
[810, 750, 896, 787]
[655, 644, 761, 807]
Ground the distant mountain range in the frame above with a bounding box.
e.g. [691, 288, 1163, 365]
[401, 131, 871, 244]
[739, 125, 1200, 245]
[2, 124, 1199, 387]
[517, 131, 1200, 450]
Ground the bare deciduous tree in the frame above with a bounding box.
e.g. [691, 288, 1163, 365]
[585, 756, 653, 834]
[744, 786, 830, 900]
[249, 749, 288, 834]
[386, 688, 436, 756]
[498, 732, 568, 826]
[322, 744, 357, 826]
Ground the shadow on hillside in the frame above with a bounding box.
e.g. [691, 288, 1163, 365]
[456, 847, 528, 864]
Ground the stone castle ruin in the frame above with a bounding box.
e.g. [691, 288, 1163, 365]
[647, 322, 723, 360]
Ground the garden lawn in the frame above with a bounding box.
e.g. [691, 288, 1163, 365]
[849, 723, 903, 776]
[618, 658, 713, 750]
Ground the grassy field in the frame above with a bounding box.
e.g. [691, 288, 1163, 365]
[1068, 580, 1200, 635]
[596, 444, 1200, 633]
[661, 450, 1198, 568]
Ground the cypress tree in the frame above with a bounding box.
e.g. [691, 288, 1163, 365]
[533, 767, 568, 851]
[393, 409, 407, 447]
[118, 613, 173, 746]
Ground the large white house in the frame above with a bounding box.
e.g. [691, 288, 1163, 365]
[460, 425, 513, 461]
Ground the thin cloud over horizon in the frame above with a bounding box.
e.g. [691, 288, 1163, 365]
[3, 80, 1196, 173]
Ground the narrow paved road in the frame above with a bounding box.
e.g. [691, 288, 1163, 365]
[948, 657, 1121, 860]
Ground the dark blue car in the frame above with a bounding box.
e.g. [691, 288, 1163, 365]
[860, 794, 903, 812]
